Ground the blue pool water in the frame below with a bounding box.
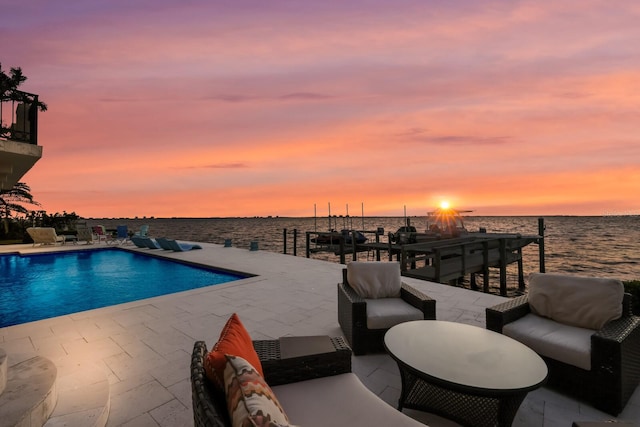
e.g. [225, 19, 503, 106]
[0, 249, 247, 327]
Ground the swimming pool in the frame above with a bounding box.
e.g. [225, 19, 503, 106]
[0, 248, 247, 328]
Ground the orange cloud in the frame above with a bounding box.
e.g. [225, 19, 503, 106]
[7, 1, 640, 218]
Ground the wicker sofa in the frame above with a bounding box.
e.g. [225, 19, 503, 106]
[338, 265, 436, 355]
[486, 274, 640, 416]
[191, 337, 430, 427]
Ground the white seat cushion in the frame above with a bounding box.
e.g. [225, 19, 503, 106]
[503, 313, 594, 371]
[365, 298, 424, 329]
[273, 373, 425, 426]
[27, 227, 65, 244]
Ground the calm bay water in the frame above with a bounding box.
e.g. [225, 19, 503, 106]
[96, 216, 639, 292]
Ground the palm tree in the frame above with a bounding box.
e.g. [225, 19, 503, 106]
[0, 182, 40, 234]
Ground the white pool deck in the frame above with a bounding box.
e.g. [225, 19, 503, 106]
[1, 241, 639, 426]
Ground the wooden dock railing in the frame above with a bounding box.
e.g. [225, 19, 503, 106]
[399, 234, 540, 296]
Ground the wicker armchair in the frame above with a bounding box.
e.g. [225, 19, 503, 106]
[338, 268, 436, 355]
[486, 293, 640, 416]
[191, 337, 352, 427]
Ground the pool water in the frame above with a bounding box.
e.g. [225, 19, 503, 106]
[0, 249, 246, 327]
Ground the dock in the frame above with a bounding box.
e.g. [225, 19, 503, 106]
[393, 233, 542, 296]
[299, 218, 546, 297]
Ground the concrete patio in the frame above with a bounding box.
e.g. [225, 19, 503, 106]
[1, 242, 638, 426]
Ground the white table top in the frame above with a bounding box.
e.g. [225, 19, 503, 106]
[384, 320, 548, 392]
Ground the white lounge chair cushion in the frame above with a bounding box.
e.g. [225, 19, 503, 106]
[503, 313, 594, 371]
[365, 298, 424, 329]
[273, 373, 425, 426]
[528, 273, 624, 330]
[26, 227, 65, 245]
[347, 261, 402, 298]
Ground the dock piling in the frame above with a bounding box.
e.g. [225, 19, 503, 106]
[538, 218, 546, 273]
[283, 228, 287, 254]
[293, 229, 297, 256]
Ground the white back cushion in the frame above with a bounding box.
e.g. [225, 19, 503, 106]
[347, 261, 402, 299]
[528, 273, 623, 330]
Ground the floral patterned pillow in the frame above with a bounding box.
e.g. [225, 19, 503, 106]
[224, 354, 293, 427]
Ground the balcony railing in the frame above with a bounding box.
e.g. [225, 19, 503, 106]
[0, 90, 39, 145]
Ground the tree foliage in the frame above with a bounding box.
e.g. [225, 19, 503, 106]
[0, 181, 40, 218]
[0, 182, 83, 241]
[0, 64, 47, 109]
[1, 63, 47, 140]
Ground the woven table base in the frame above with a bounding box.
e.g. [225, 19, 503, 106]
[399, 368, 527, 427]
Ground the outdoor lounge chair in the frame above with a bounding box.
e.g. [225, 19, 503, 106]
[74, 221, 94, 244]
[137, 237, 161, 249]
[162, 238, 202, 251]
[92, 225, 115, 244]
[190, 314, 427, 427]
[26, 227, 65, 246]
[486, 273, 640, 415]
[130, 236, 148, 248]
[133, 225, 149, 237]
[338, 261, 436, 355]
[155, 237, 174, 250]
[114, 225, 130, 245]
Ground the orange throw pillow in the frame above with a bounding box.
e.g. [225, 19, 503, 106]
[204, 313, 264, 390]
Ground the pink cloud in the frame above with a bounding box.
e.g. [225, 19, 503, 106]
[5, 1, 640, 217]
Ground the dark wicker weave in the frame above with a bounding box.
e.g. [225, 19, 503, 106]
[396, 364, 530, 427]
[191, 337, 352, 427]
[338, 268, 436, 355]
[486, 293, 640, 415]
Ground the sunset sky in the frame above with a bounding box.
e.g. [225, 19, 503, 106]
[3, 0, 639, 218]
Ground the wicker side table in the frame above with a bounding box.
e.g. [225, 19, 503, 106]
[254, 336, 352, 386]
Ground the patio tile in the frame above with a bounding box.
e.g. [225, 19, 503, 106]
[403, 409, 462, 427]
[167, 378, 192, 410]
[378, 385, 401, 407]
[4, 322, 55, 341]
[149, 398, 192, 427]
[352, 353, 393, 376]
[74, 318, 123, 342]
[543, 398, 584, 426]
[512, 396, 544, 427]
[51, 376, 109, 417]
[368, 365, 401, 390]
[30, 336, 67, 360]
[111, 309, 158, 329]
[1, 242, 638, 426]
[46, 407, 109, 427]
[107, 379, 173, 426]
[148, 350, 190, 388]
[2, 336, 35, 357]
[141, 331, 194, 357]
[49, 323, 85, 341]
[61, 336, 122, 359]
[118, 413, 159, 427]
[619, 401, 640, 422]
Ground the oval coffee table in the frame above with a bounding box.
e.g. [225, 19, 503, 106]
[384, 320, 548, 427]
